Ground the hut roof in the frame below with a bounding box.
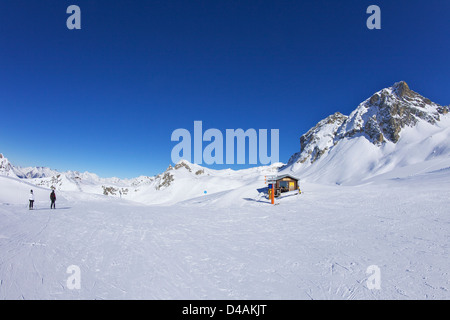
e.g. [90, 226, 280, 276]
[273, 174, 300, 181]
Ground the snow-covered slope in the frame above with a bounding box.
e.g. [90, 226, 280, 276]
[1, 162, 449, 299]
[0, 175, 55, 206]
[282, 81, 450, 184]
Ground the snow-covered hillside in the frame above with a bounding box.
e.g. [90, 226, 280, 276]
[283, 81, 450, 184]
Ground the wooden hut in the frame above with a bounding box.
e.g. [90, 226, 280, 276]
[266, 174, 300, 197]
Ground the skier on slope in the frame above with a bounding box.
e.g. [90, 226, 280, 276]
[29, 190, 35, 210]
[50, 190, 56, 209]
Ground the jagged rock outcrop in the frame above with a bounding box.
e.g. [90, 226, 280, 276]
[195, 169, 204, 175]
[0, 154, 15, 177]
[102, 186, 129, 196]
[156, 172, 174, 190]
[174, 161, 192, 172]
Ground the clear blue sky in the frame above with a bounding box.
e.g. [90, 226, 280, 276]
[1, 0, 449, 178]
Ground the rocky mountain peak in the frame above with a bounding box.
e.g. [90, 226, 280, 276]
[174, 160, 192, 172]
[392, 81, 411, 98]
[287, 82, 449, 167]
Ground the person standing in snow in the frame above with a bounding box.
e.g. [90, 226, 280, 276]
[50, 190, 56, 209]
[29, 190, 35, 210]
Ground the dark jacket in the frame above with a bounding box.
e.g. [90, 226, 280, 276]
[50, 191, 56, 201]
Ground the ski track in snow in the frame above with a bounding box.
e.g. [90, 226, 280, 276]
[0, 171, 449, 300]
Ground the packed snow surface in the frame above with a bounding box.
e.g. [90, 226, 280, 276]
[0, 163, 449, 299]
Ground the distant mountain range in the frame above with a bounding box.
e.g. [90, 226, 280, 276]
[0, 153, 280, 205]
[2, 81, 450, 202]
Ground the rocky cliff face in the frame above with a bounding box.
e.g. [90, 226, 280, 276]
[0, 154, 15, 177]
[287, 81, 449, 166]
[288, 112, 348, 165]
